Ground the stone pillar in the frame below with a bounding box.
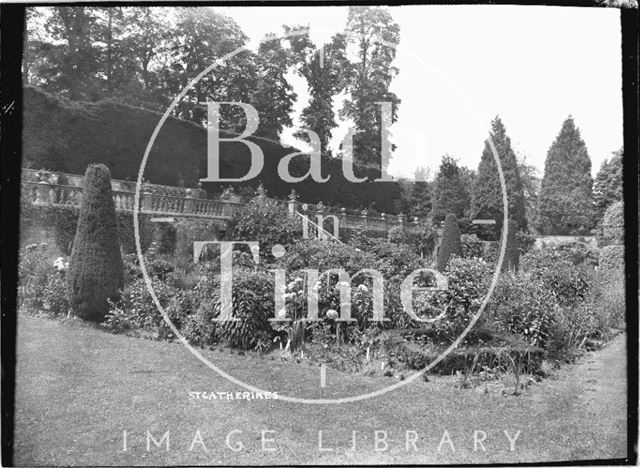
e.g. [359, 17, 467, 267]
[287, 189, 298, 215]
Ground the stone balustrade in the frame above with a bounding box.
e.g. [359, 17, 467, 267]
[21, 169, 425, 232]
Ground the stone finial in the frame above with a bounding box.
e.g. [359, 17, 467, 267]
[316, 201, 325, 212]
[288, 189, 298, 201]
[256, 183, 266, 197]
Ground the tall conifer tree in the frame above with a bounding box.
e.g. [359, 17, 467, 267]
[471, 116, 526, 234]
[538, 116, 594, 234]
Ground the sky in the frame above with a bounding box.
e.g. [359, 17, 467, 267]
[218, 5, 623, 180]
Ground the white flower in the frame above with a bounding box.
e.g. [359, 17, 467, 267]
[53, 257, 68, 272]
[287, 281, 297, 292]
[276, 308, 287, 319]
[326, 309, 339, 320]
[295, 277, 303, 284]
[357, 284, 369, 293]
[284, 292, 296, 300]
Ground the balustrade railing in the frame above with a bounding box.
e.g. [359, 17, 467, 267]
[21, 170, 424, 232]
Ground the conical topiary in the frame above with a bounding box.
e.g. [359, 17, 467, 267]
[500, 218, 519, 272]
[437, 213, 462, 271]
[67, 164, 124, 321]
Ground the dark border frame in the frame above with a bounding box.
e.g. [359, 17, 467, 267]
[1, 2, 638, 466]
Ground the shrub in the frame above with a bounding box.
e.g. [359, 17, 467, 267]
[217, 268, 276, 350]
[430, 257, 491, 342]
[20, 203, 154, 256]
[409, 221, 437, 259]
[229, 195, 301, 262]
[461, 234, 483, 259]
[42, 273, 70, 317]
[597, 200, 624, 246]
[387, 226, 406, 244]
[18, 244, 51, 311]
[67, 164, 124, 321]
[521, 249, 592, 307]
[555, 241, 600, 267]
[104, 276, 178, 333]
[174, 219, 220, 266]
[144, 256, 175, 280]
[437, 213, 462, 271]
[490, 273, 559, 348]
[281, 239, 378, 277]
[516, 230, 536, 255]
[500, 219, 519, 271]
[155, 223, 177, 254]
[599, 244, 624, 270]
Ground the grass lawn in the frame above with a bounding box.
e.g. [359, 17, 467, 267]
[13, 315, 628, 465]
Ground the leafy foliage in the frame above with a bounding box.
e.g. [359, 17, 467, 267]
[431, 257, 491, 342]
[521, 249, 592, 307]
[491, 273, 558, 348]
[437, 213, 462, 271]
[432, 155, 470, 223]
[217, 268, 276, 350]
[288, 28, 348, 153]
[229, 194, 302, 262]
[593, 148, 623, 225]
[67, 164, 124, 321]
[500, 219, 519, 272]
[471, 116, 526, 233]
[597, 200, 624, 247]
[340, 6, 400, 169]
[599, 245, 624, 271]
[538, 116, 594, 235]
[460, 234, 483, 259]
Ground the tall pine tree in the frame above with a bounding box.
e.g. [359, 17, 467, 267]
[432, 155, 469, 223]
[471, 116, 526, 234]
[593, 147, 623, 226]
[538, 116, 594, 235]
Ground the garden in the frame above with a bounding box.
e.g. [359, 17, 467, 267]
[18, 163, 626, 398]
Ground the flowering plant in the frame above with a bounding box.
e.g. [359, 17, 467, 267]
[53, 256, 69, 273]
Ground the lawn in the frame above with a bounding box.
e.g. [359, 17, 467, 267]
[13, 315, 628, 465]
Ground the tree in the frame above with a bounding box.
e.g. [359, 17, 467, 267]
[593, 147, 623, 225]
[538, 116, 594, 235]
[288, 28, 348, 154]
[471, 116, 526, 234]
[597, 200, 624, 247]
[516, 153, 540, 232]
[437, 213, 462, 271]
[341, 6, 401, 169]
[500, 218, 519, 272]
[161, 7, 256, 126]
[34, 7, 104, 100]
[67, 164, 124, 322]
[432, 155, 470, 223]
[251, 33, 297, 140]
[408, 166, 432, 218]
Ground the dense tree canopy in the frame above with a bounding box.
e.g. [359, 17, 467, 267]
[593, 147, 623, 226]
[340, 6, 401, 170]
[538, 116, 594, 235]
[432, 155, 470, 223]
[471, 116, 526, 233]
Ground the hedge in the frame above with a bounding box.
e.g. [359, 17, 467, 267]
[599, 244, 624, 271]
[20, 203, 154, 255]
[23, 86, 403, 213]
[67, 164, 124, 322]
